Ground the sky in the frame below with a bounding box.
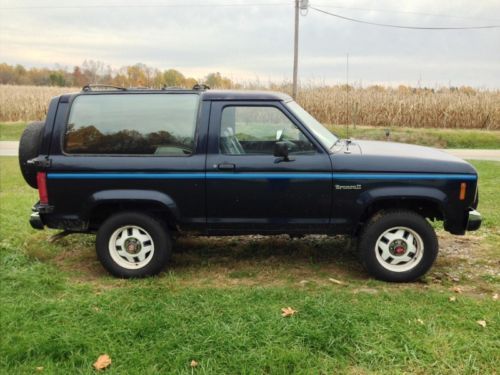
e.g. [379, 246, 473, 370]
[1, 0, 500, 88]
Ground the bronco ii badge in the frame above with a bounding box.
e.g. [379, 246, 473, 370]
[335, 184, 362, 190]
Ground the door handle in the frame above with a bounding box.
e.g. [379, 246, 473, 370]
[217, 163, 236, 171]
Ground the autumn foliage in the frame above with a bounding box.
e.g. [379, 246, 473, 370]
[0, 62, 499, 129]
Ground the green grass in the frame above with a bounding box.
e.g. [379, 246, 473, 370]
[1, 157, 499, 374]
[328, 125, 500, 149]
[1, 121, 500, 149]
[0, 122, 26, 141]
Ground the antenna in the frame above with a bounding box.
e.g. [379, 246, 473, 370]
[346, 53, 349, 140]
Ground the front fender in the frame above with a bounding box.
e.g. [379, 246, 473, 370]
[82, 189, 180, 221]
[354, 186, 448, 222]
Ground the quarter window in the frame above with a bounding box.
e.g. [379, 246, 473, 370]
[64, 94, 199, 155]
[220, 106, 315, 155]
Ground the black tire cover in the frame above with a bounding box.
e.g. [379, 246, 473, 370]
[18, 121, 45, 189]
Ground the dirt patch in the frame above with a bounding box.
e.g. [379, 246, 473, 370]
[38, 231, 499, 294]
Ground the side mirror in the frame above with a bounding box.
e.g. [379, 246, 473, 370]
[274, 141, 290, 161]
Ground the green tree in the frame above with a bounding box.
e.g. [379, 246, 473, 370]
[163, 69, 185, 87]
[49, 72, 66, 86]
[204, 72, 233, 89]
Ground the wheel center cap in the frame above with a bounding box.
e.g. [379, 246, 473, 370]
[389, 240, 407, 256]
[124, 238, 141, 254]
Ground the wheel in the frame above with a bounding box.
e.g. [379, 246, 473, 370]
[358, 210, 438, 282]
[96, 212, 171, 278]
[18, 121, 45, 188]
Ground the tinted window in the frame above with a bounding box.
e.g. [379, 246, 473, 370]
[220, 106, 315, 155]
[65, 94, 199, 155]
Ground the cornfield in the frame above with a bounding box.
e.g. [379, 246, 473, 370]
[0, 85, 80, 123]
[1, 84, 499, 129]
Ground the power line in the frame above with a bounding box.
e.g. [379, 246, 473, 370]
[312, 2, 500, 23]
[310, 6, 500, 30]
[0, 2, 290, 10]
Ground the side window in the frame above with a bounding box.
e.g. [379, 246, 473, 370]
[64, 94, 199, 155]
[219, 106, 316, 155]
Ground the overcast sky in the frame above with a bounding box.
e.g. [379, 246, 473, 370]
[1, 0, 499, 88]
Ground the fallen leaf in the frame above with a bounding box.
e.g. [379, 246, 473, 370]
[328, 278, 346, 285]
[449, 296, 457, 302]
[36, 367, 43, 372]
[493, 293, 498, 301]
[281, 307, 297, 317]
[477, 320, 487, 328]
[190, 360, 198, 368]
[417, 318, 424, 325]
[452, 286, 463, 294]
[93, 354, 111, 371]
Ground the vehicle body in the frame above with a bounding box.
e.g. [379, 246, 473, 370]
[20, 85, 482, 281]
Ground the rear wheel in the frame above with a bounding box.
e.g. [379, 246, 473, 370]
[18, 121, 45, 188]
[358, 210, 438, 282]
[96, 212, 171, 278]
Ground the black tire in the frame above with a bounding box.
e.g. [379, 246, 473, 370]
[96, 211, 171, 278]
[18, 121, 45, 189]
[358, 210, 438, 282]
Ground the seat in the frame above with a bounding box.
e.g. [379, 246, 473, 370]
[220, 127, 245, 155]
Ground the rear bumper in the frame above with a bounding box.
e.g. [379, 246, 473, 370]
[466, 209, 482, 231]
[29, 202, 53, 230]
[30, 212, 44, 230]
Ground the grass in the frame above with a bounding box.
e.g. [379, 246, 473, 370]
[328, 125, 500, 149]
[0, 122, 26, 141]
[2, 121, 500, 149]
[1, 156, 499, 373]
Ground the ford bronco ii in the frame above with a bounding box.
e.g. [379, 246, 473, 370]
[19, 85, 482, 281]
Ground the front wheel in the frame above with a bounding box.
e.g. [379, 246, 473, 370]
[96, 211, 171, 278]
[358, 210, 438, 282]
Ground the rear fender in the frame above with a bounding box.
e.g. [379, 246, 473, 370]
[83, 189, 180, 223]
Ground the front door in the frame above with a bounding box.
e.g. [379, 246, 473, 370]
[206, 101, 333, 234]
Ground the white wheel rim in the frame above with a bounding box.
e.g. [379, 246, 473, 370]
[374, 226, 424, 273]
[108, 225, 155, 269]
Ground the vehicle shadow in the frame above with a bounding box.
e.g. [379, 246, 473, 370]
[32, 232, 368, 284]
[169, 234, 367, 283]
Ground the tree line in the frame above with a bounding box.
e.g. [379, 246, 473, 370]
[0, 61, 237, 89]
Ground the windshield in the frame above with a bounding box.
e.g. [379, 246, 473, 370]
[286, 101, 338, 150]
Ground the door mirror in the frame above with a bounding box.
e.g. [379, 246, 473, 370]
[274, 141, 290, 161]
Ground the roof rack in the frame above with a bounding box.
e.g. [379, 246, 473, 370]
[82, 84, 127, 92]
[192, 84, 210, 91]
[161, 86, 185, 90]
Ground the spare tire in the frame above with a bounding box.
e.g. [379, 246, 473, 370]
[19, 121, 45, 189]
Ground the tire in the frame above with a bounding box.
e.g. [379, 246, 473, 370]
[358, 210, 438, 282]
[96, 211, 171, 278]
[18, 121, 45, 189]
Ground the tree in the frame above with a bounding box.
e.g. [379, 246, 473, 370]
[82, 60, 105, 83]
[72, 66, 86, 87]
[49, 72, 66, 86]
[204, 72, 233, 89]
[163, 69, 185, 87]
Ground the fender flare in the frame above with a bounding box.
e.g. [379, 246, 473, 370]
[82, 189, 180, 223]
[354, 186, 448, 222]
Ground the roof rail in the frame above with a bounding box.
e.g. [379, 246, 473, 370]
[82, 84, 127, 92]
[192, 84, 210, 91]
[161, 86, 185, 90]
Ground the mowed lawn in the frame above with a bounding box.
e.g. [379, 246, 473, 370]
[0, 156, 499, 374]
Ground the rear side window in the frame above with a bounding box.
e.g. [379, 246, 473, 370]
[64, 94, 199, 155]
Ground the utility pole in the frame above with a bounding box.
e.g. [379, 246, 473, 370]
[292, 0, 308, 99]
[292, 0, 299, 99]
